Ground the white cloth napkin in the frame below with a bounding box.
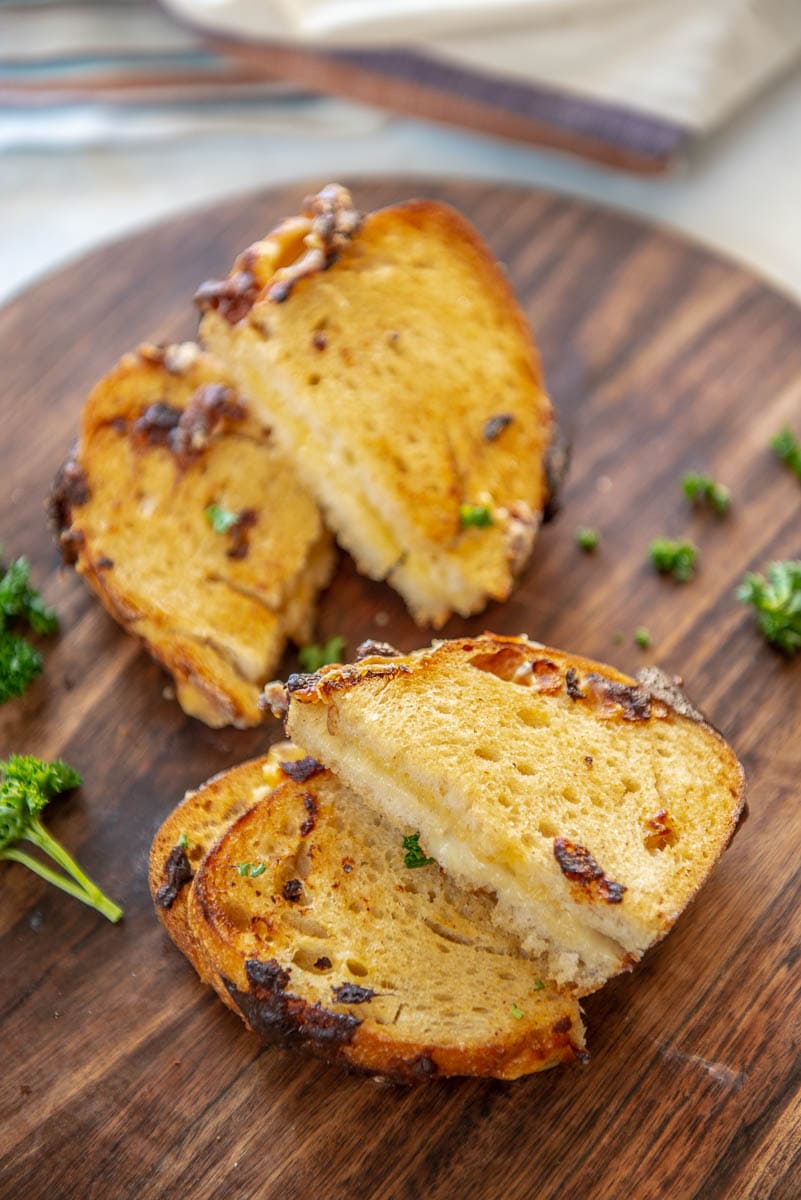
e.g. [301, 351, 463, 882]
[164, 0, 801, 131]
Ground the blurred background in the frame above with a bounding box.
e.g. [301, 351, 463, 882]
[2, 0, 800, 306]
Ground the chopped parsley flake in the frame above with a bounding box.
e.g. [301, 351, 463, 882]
[178, 832, 190, 850]
[682, 472, 730, 514]
[771, 428, 801, 482]
[575, 527, 599, 552]
[298, 635, 346, 673]
[533, 980, 545, 991]
[236, 861, 266, 877]
[737, 561, 801, 654]
[634, 627, 652, 649]
[205, 502, 239, 534]
[648, 538, 698, 583]
[402, 832, 435, 869]
[459, 504, 493, 529]
[510, 1003, 524, 1020]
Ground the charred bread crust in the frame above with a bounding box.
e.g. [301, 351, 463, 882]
[48, 448, 90, 563]
[154, 845, 193, 909]
[194, 183, 363, 321]
[221, 954, 584, 1084]
[541, 430, 571, 524]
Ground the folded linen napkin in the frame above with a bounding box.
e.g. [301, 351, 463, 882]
[163, 0, 801, 170]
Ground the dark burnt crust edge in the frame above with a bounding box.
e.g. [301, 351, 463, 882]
[541, 429, 570, 524]
[634, 666, 704, 723]
[194, 183, 363, 322]
[286, 661, 412, 703]
[48, 447, 90, 563]
[224, 958, 362, 1050]
[222, 959, 581, 1084]
[154, 844, 194, 909]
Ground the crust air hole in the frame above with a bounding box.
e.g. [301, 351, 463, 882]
[475, 744, 501, 762]
[515, 761, 537, 776]
[219, 898, 250, 931]
[517, 706, 551, 729]
[292, 945, 333, 972]
[308, 373, 321, 386]
[283, 912, 331, 939]
[346, 958, 369, 977]
[537, 818, 558, 838]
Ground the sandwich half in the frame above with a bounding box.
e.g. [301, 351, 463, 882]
[150, 749, 585, 1082]
[282, 634, 746, 992]
[50, 343, 334, 727]
[198, 184, 556, 627]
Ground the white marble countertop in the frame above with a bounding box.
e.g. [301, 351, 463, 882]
[1, 65, 800, 309]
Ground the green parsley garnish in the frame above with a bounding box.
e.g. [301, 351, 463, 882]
[236, 861, 266, 877]
[0, 552, 58, 704]
[402, 832, 435, 869]
[575, 527, 599, 552]
[634, 627, 652, 649]
[682, 472, 730, 514]
[0, 756, 122, 922]
[459, 504, 493, 529]
[737, 561, 801, 654]
[771, 428, 801, 482]
[298, 635, 346, 673]
[510, 1003, 524, 1020]
[533, 980, 545, 991]
[205, 502, 239, 534]
[648, 538, 698, 583]
[178, 832, 190, 850]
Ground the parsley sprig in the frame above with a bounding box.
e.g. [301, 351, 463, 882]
[682, 472, 730, 514]
[649, 538, 698, 583]
[0, 756, 122, 922]
[0, 552, 58, 703]
[298, 635, 346, 673]
[771, 428, 801, 482]
[402, 832, 435, 869]
[738, 561, 801, 654]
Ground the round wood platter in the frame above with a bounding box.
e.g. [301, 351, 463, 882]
[1, 179, 800, 1200]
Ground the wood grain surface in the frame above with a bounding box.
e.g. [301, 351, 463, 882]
[1, 179, 800, 1200]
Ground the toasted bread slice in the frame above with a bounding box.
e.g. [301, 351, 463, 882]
[283, 635, 746, 992]
[198, 184, 555, 627]
[50, 343, 335, 727]
[153, 754, 585, 1082]
[149, 741, 307, 968]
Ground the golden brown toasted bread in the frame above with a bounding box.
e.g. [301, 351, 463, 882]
[50, 343, 335, 727]
[282, 634, 746, 992]
[151, 753, 585, 1082]
[198, 184, 556, 627]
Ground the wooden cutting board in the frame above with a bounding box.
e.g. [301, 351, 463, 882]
[1, 180, 800, 1200]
